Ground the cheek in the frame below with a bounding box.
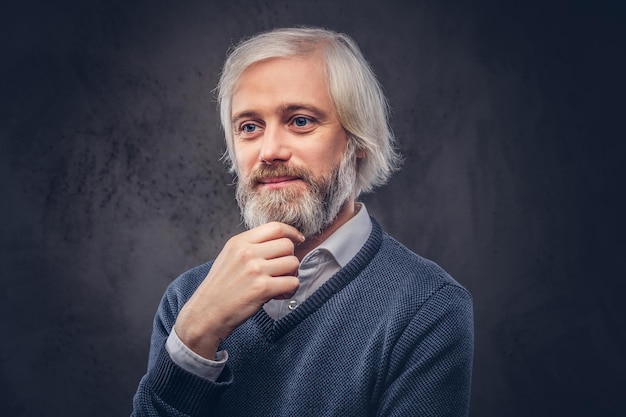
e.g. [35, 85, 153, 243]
[311, 150, 346, 178]
[233, 146, 256, 173]
[328, 137, 349, 165]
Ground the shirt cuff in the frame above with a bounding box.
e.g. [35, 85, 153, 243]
[165, 327, 228, 381]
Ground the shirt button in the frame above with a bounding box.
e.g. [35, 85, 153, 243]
[287, 300, 298, 310]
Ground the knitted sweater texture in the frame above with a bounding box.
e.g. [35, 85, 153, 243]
[132, 219, 474, 416]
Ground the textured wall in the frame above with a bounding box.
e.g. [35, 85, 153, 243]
[1, 0, 624, 416]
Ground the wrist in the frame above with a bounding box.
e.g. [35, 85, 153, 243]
[173, 323, 223, 361]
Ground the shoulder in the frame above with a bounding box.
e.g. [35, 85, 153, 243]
[372, 227, 466, 287]
[363, 220, 472, 314]
[380, 233, 459, 285]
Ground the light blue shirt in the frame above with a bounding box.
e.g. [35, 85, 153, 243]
[166, 204, 372, 380]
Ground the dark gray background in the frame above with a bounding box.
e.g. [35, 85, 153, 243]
[1, 0, 625, 416]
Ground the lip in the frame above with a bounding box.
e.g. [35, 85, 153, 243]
[257, 176, 301, 189]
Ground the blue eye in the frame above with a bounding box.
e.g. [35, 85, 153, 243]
[242, 123, 257, 133]
[293, 117, 309, 127]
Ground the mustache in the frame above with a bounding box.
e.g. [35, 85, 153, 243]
[245, 164, 315, 185]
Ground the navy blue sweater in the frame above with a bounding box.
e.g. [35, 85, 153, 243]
[132, 219, 473, 416]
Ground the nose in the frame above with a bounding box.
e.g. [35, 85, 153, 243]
[259, 123, 291, 164]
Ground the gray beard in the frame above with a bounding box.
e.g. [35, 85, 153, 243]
[235, 147, 357, 238]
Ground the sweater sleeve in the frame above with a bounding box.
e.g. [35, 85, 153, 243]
[131, 272, 234, 417]
[378, 284, 474, 417]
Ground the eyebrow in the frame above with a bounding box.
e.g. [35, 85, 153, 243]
[231, 111, 261, 125]
[231, 103, 328, 125]
[279, 103, 327, 119]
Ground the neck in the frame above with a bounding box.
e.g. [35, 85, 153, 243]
[294, 198, 357, 261]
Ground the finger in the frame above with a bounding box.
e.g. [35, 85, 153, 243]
[255, 237, 298, 259]
[260, 255, 300, 277]
[246, 222, 305, 245]
[262, 276, 300, 301]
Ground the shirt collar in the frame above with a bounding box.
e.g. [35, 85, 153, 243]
[306, 203, 372, 268]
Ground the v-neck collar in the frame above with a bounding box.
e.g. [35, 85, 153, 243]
[252, 218, 384, 342]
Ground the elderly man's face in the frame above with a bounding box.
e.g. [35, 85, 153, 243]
[231, 55, 355, 237]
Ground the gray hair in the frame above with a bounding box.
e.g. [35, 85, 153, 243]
[216, 27, 401, 196]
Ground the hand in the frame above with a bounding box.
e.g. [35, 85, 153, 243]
[173, 222, 304, 359]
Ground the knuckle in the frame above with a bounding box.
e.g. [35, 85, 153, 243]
[244, 259, 263, 277]
[285, 276, 300, 292]
[286, 256, 300, 271]
[225, 235, 242, 250]
[236, 248, 250, 262]
[279, 237, 295, 252]
[227, 232, 242, 244]
[250, 276, 270, 294]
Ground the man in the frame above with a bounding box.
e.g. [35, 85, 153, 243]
[132, 27, 473, 416]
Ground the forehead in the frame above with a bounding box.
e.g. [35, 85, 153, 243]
[231, 55, 335, 119]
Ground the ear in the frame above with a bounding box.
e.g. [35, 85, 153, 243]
[356, 148, 366, 159]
